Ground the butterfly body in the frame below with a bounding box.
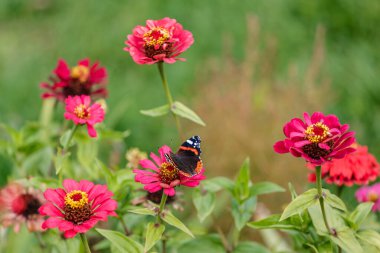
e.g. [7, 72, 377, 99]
[165, 136, 203, 177]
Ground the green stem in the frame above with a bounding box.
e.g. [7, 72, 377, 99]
[157, 62, 183, 140]
[156, 193, 168, 224]
[315, 166, 332, 234]
[79, 233, 92, 253]
[58, 124, 79, 184]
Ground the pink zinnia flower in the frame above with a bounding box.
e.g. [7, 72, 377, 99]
[39, 179, 117, 238]
[133, 145, 206, 196]
[0, 182, 45, 232]
[124, 17, 194, 64]
[274, 112, 356, 165]
[41, 58, 108, 101]
[308, 143, 380, 186]
[64, 95, 105, 138]
[356, 183, 380, 211]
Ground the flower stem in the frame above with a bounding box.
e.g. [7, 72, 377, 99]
[157, 62, 183, 140]
[79, 233, 92, 253]
[315, 165, 332, 234]
[156, 193, 168, 224]
[63, 124, 79, 151]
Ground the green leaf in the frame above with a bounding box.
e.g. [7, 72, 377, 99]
[280, 188, 318, 221]
[193, 188, 216, 222]
[232, 241, 270, 253]
[96, 228, 143, 253]
[171, 101, 206, 126]
[140, 104, 170, 117]
[59, 129, 74, 148]
[288, 182, 298, 200]
[250, 182, 285, 196]
[177, 235, 225, 253]
[127, 207, 156, 216]
[202, 177, 235, 193]
[308, 203, 346, 235]
[348, 202, 374, 229]
[54, 148, 70, 175]
[357, 229, 380, 251]
[247, 214, 302, 231]
[231, 196, 257, 231]
[329, 227, 363, 253]
[234, 158, 251, 201]
[323, 189, 347, 212]
[144, 222, 165, 252]
[161, 210, 194, 237]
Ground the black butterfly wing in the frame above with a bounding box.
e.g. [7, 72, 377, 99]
[169, 152, 202, 177]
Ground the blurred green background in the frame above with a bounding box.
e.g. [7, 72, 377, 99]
[1, 0, 380, 187]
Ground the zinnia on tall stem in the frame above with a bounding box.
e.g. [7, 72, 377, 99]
[41, 58, 108, 101]
[133, 145, 205, 196]
[39, 179, 117, 238]
[274, 112, 356, 165]
[124, 17, 194, 64]
[64, 95, 105, 138]
[0, 182, 45, 232]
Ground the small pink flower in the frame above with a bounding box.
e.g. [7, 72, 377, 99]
[64, 95, 105, 138]
[308, 143, 380, 186]
[39, 179, 117, 238]
[41, 58, 108, 101]
[0, 182, 45, 232]
[274, 112, 356, 165]
[124, 17, 194, 64]
[133, 145, 206, 196]
[356, 183, 380, 211]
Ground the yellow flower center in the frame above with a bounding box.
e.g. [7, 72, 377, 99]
[305, 122, 330, 143]
[64, 190, 89, 208]
[159, 162, 179, 184]
[71, 65, 90, 83]
[143, 27, 170, 47]
[368, 191, 379, 202]
[74, 104, 91, 119]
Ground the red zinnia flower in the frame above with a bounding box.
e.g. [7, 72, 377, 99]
[0, 182, 45, 232]
[274, 112, 356, 165]
[356, 183, 380, 211]
[40, 58, 107, 101]
[133, 145, 206, 196]
[124, 17, 194, 64]
[307, 144, 380, 186]
[64, 95, 105, 138]
[39, 179, 117, 238]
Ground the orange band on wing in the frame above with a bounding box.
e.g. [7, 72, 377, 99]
[195, 160, 203, 174]
[179, 146, 199, 155]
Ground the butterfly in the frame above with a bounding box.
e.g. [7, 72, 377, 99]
[164, 136, 203, 177]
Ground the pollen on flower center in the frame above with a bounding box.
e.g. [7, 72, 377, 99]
[143, 27, 170, 47]
[64, 190, 88, 208]
[305, 122, 331, 143]
[159, 162, 179, 184]
[368, 191, 379, 202]
[74, 104, 91, 119]
[71, 65, 90, 83]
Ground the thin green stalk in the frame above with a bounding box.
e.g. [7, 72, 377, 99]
[79, 233, 92, 253]
[157, 62, 183, 140]
[58, 124, 79, 184]
[156, 193, 168, 224]
[315, 166, 332, 234]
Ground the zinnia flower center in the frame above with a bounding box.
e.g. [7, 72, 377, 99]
[305, 122, 331, 143]
[74, 104, 91, 119]
[143, 27, 170, 47]
[159, 162, 179, 184]
[11, 194, 41, 218]
[71, 65, 90, 83]
[64, 190, 92, 224]
[368, 191, 379, 202]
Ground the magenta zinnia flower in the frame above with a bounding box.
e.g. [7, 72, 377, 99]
[133, 145, 206, 196]
[274, 112, 356, 165]
[41, 58, 108, 101]
[0, 182, 45, 232]
[64, 95, 105, 138]
[39, 179, 117, 238]
[124, 17, 194, 64]
[356, 183, 380, 211]
[307, 143, 380, 186]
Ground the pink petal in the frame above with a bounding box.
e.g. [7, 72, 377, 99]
[63, 179, 79, 192]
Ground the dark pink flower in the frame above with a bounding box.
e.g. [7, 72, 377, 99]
[39, 179, 117, 238]
[0, 182, 45, 232]
[41, 58, 107, 101]
[124, 17, 194, 64]
[64, 95, 105, 138]
[356, 183, 380, 211]
[308, 143, 380, 186]
[133, 145, 205, 196]
[274, 112, 356, 165]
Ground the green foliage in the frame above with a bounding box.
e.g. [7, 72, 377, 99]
[140, 104, 170, 117]
[160, 210, 194, 238]
[280, 188, 318, 221]
[192, 188, 216, 222]
[96, 228, 143, 253]
[232, 241, 271, 253]
[144, 222, 165, 252]
[171, 101, 206, 126]
[177, 235, 225, 253]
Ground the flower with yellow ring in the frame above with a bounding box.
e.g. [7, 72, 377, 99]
[64, 190, 89, 208]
